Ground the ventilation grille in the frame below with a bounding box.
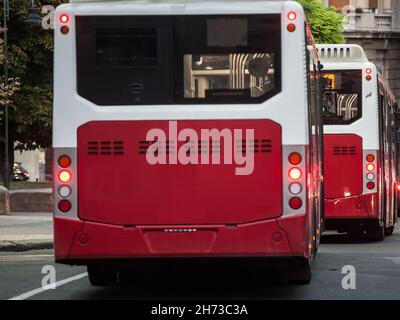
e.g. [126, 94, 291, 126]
[318, 47, 351, 59]
[333, 146, 357, 156]
[316, 45, 368, 62]
[87, 141, 124, 155]
[138, 139, 272, 155]
[236, 139, 272, 154]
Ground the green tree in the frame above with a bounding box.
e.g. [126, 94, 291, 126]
[298, 0, 345, 44]
[1, 0, 66, 183]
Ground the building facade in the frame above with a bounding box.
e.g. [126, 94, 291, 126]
[323, 0, 400, 103]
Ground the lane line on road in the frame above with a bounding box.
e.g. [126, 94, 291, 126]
[8, 272, 88, 300]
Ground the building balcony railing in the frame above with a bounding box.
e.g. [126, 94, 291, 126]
[375, 15, 393, 31]
[343, 13, 395, 33]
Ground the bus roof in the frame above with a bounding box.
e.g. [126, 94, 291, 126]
[316, 44, 369, 63]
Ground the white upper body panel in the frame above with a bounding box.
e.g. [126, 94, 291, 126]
[53, 1, 309, 147]
[316, 44, 379, 150]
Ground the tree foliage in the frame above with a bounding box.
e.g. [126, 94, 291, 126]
[0, 29, 20, 124]
[298, 0, 345, 44]
[0, 0, 66, 152]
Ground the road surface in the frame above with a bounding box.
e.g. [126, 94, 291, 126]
[1, 227, 400, 300]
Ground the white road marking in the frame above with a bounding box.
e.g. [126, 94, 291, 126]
[8, 272, 88, 300]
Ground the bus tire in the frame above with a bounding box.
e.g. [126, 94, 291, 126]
[87, 265, 118, 286]
[283, 261, 312, 285]
[368, 226, 384, 242]
[385, 226, 394, 236]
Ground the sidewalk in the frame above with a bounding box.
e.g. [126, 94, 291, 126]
[0, 212, 53, 252]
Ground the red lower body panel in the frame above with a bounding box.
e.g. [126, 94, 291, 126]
[324, 193, 379, 219]
[77, 120, 282, 226]
[54, 215, 308, 261]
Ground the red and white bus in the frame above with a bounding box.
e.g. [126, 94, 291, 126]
[317, 44, 398, 241]
[53, 0, 324, 285]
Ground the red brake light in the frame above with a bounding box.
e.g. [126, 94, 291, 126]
[366, 154, 375, 162]
[60, 13, 69, 24]
[288, 152, 302, 165]
[289, 197, 303, 210]
[366, 75, 372, 81]
[60, 26, 69, 35]
[58, 155, 71, 168]
[287, 11, 297, 21]
[366, 68, 372, 74]
[58, 199, 71, 213]
[58, 170, 71, 183]
[289, 167, 302, 180]
[287, 24, 296, 32]
[366, 163, 375, 172]
[366, 182, 375, 190]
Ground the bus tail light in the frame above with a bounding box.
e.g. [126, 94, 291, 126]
[363, 150, 377, 193]
[58, 199, 72, 213]
[289, 152, 302, 165]
[54, 148, 77, 219]
[60, 26, 69, 35]
[366, 163, 375, 172]
[287, 11, 297, 21]
[366, 173, 375, 181]
[58, 170, 71, 183]
[289, 197, 302, 210]
[59, 13, 70, 35]
[59, 13, 69, 24]
[289, 167, 302, 180]
[287, 24, 296, 32]
[366, 182, 375, 190]
[58, 185, 72, 198]
[289, 182, 302, 195]
[58, 155, 71, 168]
[283, 146, 306, 215]
[366, 154, 375, 162]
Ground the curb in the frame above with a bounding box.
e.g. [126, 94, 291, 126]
[0, 240, 54, 252]
[9, 190, 53, 213]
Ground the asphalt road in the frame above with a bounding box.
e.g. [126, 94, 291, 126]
[1, 227, 400, 300]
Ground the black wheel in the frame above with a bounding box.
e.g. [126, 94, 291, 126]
[118, 269, 141, 285]
[368, 226, 384, 242]
[282, 260, 312, 285]
[385, 226, 394, 236]
[87, 265, 118, 286]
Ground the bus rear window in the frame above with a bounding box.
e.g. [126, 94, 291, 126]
[176, 15, 280, 103]
[322, 70, 362, 125]
[183, 53, 276, 101]
[76, 14, 281, 106]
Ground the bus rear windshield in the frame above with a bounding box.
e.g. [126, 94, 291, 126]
[76, 14, 281, 106]
[322, 70, 362, 125]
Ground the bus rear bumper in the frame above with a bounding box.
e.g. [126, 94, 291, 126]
[325, 218, 381, 233]
[324, 193, 379, 220]
[54, 214, 309, 263]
